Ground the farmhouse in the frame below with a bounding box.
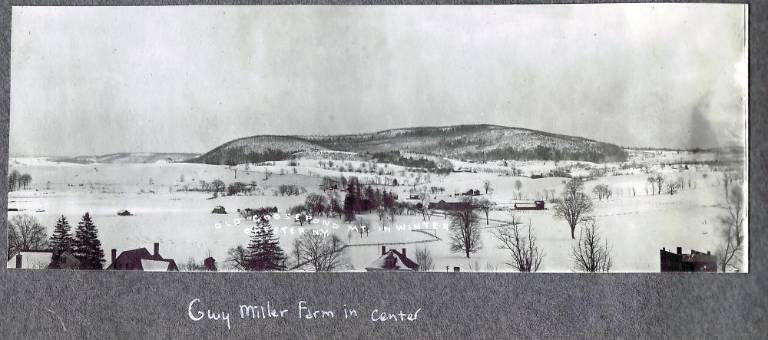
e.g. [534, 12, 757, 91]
[408, 194, 422, 200]
[365, 246, 419, 272]
[7, 251, 53, 269]
[513, 201, 546, 210]
[428, 198, 472, 211]
[455, 189, 481, 197]
[660, 247, 717, 272]
[8, 251, 81, 269]
[107, 242, 179, 271]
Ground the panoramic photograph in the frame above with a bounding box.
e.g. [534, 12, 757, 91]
[7, 4, 747, 273]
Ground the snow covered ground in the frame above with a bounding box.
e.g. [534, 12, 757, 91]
[7, 155, 745, 272]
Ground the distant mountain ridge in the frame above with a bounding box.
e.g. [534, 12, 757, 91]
[53, 152, 200, 164]
[188, 124, 628, 165]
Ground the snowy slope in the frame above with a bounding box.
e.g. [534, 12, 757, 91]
[51, 152, 199, 164]
[193, 124, 628, 165]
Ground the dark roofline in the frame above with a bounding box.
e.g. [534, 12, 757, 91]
[388, 249, 419, 270]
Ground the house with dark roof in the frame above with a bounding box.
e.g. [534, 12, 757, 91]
[513, 201, 546, 210]
[107, 242, 179, 271]
[8, 251, 81, 270]
[7, 251, 53, 269]
[48, 251, 81, 269]
[460, 189, 482, 196]
[365, 246, 419, 272]
[428, 198, 472, 211]
[660, 247, 717, 272]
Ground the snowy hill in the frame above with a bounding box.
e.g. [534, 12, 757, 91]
[188, 124, 628, 165]
[52, 152, 199, 164]
[188, 135, 329, 165]
[310, 124, 627, 162]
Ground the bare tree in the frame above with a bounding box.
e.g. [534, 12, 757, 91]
[182, 257, 206, 271]
[646, 176, 656, 195]
[211, 179, 225, 194]
[225, 245, 248, 270]
[571, 221, 612, 272]
[295, 233, 346, 272]
[376, 206, 387, 222]
[553, 179, 594, 239]
[8, 214, 49, 258]
[493, 215, 544, 272]
[665, 181, 681, 195]
[304, 193, 327, 217]
[355, 217, 370, 237]
[654, 174, 664, 195]
[722, 170, 739, 201]
[475, 198, 493, 225]
[419, 190, 432, 221]
[18, 173, 32, 190]
[8, 169, 20, 191]
[415, 247, 435, 272]
[592, 184, 611, 200]
[449, 198, 482, 258]
[717, 185, 745, 272]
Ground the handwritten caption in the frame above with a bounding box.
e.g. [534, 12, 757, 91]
[187, 298, 422, 330]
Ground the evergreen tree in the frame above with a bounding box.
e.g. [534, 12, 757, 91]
[245, 217, 286, 271]
[73, 213, 106, 270]
[365, 186, 377, 210]
[49, 215, 75, 266]
[353, 182, 364, 211]
[343, 190, 356, 222]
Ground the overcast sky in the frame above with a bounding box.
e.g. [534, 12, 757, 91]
[10, 4, 747, 156]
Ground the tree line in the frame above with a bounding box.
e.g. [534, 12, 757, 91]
[460, 145, 628, 163]
[369, 150, 445, 171]
[8, 169, 32, 191]
[442, 178, 613, 273]
[226, 211, 347, 272]
[8, 213, 106, 270]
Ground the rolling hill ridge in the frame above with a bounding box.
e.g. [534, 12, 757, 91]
[187, 124, 628, 166]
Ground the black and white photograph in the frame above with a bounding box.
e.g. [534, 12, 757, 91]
[7, 4, 748, 273]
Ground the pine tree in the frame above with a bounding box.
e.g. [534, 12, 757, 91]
[245, 217, 286, 271]
[343, 191, 356, 222]
[49, 215, 75, 266]
[73, 213, 106, 270]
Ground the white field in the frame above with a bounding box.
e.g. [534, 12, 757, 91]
[7, 155, 745, 272]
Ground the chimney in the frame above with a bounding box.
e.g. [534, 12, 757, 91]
[381, 246, 386, 255]
[111, 249, 117, 263]
[401, 248, 406, 257]
[154, 243, 160, 257]
[676, 247, 682, 255]
[15, 254, 22, 269]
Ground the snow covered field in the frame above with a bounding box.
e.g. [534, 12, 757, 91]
[7, 155, 745, 272]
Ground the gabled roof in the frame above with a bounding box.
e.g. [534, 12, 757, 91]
[107, 247, 178, 271]
[7, 251, 53, 269]
[365, 249, 419, 271]
[48, 251, 81, 270]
